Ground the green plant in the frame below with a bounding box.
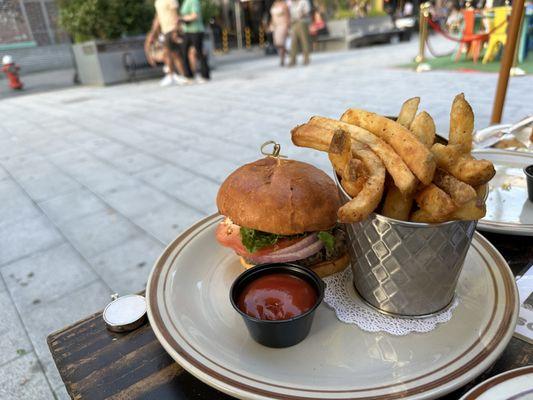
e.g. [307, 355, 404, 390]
[333, 8, 356, 19]
[316, 0, 386, 19]
[200, 0, 221, 25]
[57, 0, 154, 43]
[367, 10, 387, 17]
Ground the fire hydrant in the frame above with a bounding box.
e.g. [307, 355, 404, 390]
[2, 55, 24, 90]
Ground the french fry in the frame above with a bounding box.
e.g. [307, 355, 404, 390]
[342, 177, 366, 197]
[397, 97, 420, 128]
[309, 116, 417, 194]
[290, 124, 368, 198]
[415, 184, 457, 219]
[338, 143, 385, 223]
[476, 184, 488, 199]
[292, 94, 495, 225]
[410, 209, 447, 223]
[344, 158, 364, 181]
[431, 143, 462, 164]
[410, 111, 436, 148]
[492, 138, 526, 149]
[431, 143, 496, 186]
[449, 93, 474, 153]
[291, 123, 332, 152]
[382, 184, 413, 221]
[341, 109, 436, 185]
[341, 158, 367, 197]
[449, 199, 486, 220]
[433, 168, 477, 205]
[328, 129, 351, 176]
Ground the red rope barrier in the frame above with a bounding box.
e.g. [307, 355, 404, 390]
[427, 15, 507, 43]
[428, 18, 481, 42]
[425, 36, 455, 57]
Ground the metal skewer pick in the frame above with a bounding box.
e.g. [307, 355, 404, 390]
[261, 141, 287, 158]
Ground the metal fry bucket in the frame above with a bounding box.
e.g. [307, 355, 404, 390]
[336, 179, 477, 317]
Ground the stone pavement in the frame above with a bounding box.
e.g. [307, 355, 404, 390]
[0, 38, 532, 399]
[0, 49, 266, 100]
[0, 69, 76, 100]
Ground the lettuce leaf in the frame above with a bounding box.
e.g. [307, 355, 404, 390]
[240, 227, 281, 253]
[318, 231, 335, 256]
[240, 227, 337, 256]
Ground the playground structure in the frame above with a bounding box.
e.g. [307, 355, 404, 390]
[416, 1, 532, 69]
[414, 0, 531, 123]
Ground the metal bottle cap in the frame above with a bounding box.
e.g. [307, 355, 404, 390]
[103, 294, 147, 332]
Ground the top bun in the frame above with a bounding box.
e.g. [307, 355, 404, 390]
[217, 157, 340, 235]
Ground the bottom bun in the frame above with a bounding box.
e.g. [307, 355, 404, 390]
[239, 257, 255, 270]
[239, 252, 350, 278]
[309, 252, 350, 278]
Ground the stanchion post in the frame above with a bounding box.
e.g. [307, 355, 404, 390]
[245, 27, 252, 49]
[259, 26, 265, 48]
[222, 29, 229, 53]
[415, 2, 432, 72]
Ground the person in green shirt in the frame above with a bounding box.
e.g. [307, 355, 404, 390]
[179, 0, 210, 81]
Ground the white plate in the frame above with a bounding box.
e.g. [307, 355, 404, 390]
[459, 365, 533, 400]
[473, 149, 533, 236]
[147, 214, 519, 400]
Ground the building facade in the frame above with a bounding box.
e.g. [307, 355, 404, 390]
[1, 0, 69, 48]
[0, 0, 73, 73]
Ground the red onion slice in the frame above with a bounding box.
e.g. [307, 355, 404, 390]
[273, 233, 319, 255]
[247, 239, 324, 264]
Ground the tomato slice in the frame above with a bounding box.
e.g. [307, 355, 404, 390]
[215, 221, 248, 255]
[215, 221, 305, 259]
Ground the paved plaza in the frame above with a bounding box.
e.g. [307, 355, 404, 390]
[0, 39, 532, 399]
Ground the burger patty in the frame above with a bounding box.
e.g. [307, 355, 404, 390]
[295, 227, 346, 268]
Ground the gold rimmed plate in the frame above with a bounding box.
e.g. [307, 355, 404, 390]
[473, 149, 533, 236]
[147, 214, 518, 400]
[459, 365, 533, 400]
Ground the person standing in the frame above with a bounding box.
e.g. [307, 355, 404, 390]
[180, 0, 210, 82]
[289, 0, 311, 66]
[269, 0, 291, 66]
[147, 0, 189, 86]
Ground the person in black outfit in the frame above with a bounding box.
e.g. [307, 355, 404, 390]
[180, 0, 210, 82]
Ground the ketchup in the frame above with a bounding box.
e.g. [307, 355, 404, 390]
[237, 273, 317, 321]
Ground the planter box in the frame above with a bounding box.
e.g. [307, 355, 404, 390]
[72, 36, 160, 86]
[318, 16, 412, 51]
[73, 34, 215, 86]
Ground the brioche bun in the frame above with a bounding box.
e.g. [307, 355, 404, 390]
[239, 251, 349, 278]
[217, 157, 340, 235]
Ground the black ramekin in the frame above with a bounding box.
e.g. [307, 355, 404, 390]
[525, 165, 533, 202]
[230, 263, 325, 348]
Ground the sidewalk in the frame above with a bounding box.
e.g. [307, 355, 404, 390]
[0, 48, 266, 100]
[0, 68, 76, 99]
[0, 37, 532, 400]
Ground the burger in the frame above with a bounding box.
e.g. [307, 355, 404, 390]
[215, 157, 349, 278]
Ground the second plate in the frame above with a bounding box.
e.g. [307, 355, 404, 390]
[474, 149, 533, 236]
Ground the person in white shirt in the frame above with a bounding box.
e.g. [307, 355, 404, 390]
[288, 0, 311, 66]
[146, 0, 190, 86]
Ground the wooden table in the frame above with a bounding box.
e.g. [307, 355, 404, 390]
[48, 231, 532, 400]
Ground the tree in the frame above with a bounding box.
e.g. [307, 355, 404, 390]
[58, 0, 154, 43]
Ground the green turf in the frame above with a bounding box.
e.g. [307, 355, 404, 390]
[400, 52, 533, 73]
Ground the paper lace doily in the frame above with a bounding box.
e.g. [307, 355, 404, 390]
[323, 267, 459, 336]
